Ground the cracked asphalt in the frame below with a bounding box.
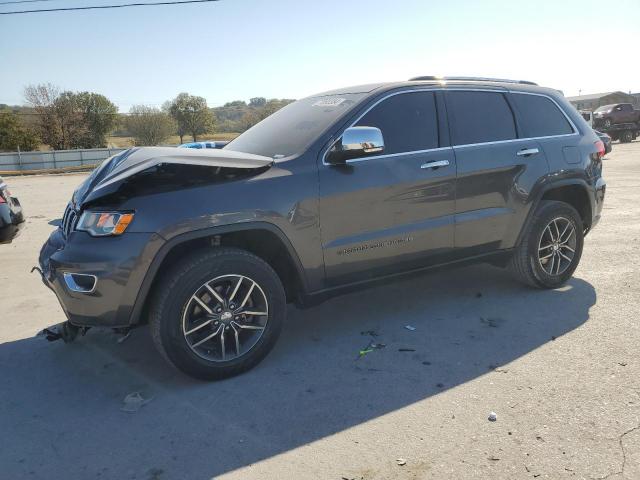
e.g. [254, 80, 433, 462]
[0, 141, 638, 479]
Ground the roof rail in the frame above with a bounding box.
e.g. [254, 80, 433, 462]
[409, 76, 538, 86]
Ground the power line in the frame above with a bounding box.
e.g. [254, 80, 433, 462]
[0, 0, 62, 6]
[0, 0, 220, 14]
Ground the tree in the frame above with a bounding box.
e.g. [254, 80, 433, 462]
[0, 111, 39, 152]
[51, 91, 87, 150]
[167, 93, 214, 142]
[238, 110, 260, 132]
[24, 84, 118, 149]
[75, 92, 118, 148]
[24, 83, 63, 149]
[126, 105, 175, 146]
[249, 97, 267, 108]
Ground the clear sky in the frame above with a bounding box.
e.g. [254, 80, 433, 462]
[1, 0, 639, 111]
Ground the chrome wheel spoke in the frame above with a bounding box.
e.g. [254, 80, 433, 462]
[232, 321, 265, 331]
[191, 324, 223, 348]
[204, 283, 225, 304]
[555, 253, 563, 275]
[552, 219, 561, 242]
[241, 310, 268, 316]
[561, 244, 575, 253]
[220, 327, 226, 360]
[231, 324, 241, 355]
[544, 225, 555, 242]
[240, 280, 256, 308]
[185, 318, 213, 335]
[229, 276, 243, 302]
[192, 295, 213, 315]
[539, 251, 554, 260]
[558, 223, 573, 243]
[558, 251, 572, 262]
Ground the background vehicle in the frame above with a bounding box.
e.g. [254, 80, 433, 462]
[593, 103, 640, 128]
[0, 177, 25, 244]
[178, 141, 229, 149]
[38, 77, 606, 380]
[594, 130, 612, 154]
[596, 123, 639, 143]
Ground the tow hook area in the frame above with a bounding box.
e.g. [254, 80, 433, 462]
[39, 321, 89, 343]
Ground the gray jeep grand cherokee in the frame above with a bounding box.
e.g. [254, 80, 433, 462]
[39, 76, 606, 380]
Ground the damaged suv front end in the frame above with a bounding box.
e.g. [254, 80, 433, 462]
[38, 147, 274, 329]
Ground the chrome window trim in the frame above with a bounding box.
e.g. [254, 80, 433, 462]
[321, 87, 579, 166]
[344, 146, 452, 164]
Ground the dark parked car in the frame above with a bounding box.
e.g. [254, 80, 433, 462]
[594, 130, 612, 154]
[39, 77, 606, 380]
[0, 176, 25, 244]
[593, 103, 640, 128]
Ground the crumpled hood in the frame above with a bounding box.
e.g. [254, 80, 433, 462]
[74, 147, 273, 206]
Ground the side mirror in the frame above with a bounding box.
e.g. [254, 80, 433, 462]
[326, 126, 384, 165]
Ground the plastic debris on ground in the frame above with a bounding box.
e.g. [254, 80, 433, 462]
[358, 341, 386, 358]
[121, 392, 154, 413]
[396, 458, 407, 466]
[488, 411, 497, 422]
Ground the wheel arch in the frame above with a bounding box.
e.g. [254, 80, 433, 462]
[129, 222, 308, 325]
[517, 180, 594, 246]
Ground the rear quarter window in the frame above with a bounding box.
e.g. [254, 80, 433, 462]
[511, 93, 574, 138]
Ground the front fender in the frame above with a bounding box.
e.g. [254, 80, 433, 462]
[127, 221, 309, 325]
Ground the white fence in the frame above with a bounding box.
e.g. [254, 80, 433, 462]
[0, 148, 127, 173]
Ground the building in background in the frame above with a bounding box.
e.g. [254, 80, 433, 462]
[567, 91, 638, 111]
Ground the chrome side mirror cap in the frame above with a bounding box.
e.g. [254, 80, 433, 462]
[326, 126, 385, 164]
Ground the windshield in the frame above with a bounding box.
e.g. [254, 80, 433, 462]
[224, 94, 365, 158]
[595, 105, 614, 112]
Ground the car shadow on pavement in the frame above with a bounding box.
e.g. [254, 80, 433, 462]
[0, 263, 596, 479]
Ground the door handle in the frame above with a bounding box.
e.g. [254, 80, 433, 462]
[516, 148, 539, 157]
[420, 160, 450, 169]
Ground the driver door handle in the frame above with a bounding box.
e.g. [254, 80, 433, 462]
[517, 148, 539, 157]
[421, 159, 450, 169]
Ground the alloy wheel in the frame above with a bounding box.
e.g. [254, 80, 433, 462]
[182, 274, 269, 362]
[537, 216, 577, 276]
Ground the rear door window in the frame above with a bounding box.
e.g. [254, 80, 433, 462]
[355, 91, 438, 155]
[446, 91, 516, 145]
[511, 93, 574, 138]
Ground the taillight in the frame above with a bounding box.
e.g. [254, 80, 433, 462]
[594, 140, 605, 159]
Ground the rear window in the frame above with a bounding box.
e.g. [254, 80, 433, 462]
[511, 93, 574, 138]
[446, 91, 516, 145]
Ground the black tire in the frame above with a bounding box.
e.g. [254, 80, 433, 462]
[621, 130, 633, 143]
[509, 201, 584, 289]
[149, 248, 286, 380]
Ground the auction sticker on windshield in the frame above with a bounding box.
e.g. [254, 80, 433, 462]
[312, 98, 346, 107]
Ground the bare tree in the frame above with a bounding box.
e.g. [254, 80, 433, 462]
[126, 105, 175, 146]
[24, 83, 63, 148]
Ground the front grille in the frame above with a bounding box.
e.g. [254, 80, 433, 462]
[61, 204, 78, 237]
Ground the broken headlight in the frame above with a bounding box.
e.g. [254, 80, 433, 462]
[77, 211, 134, 237]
